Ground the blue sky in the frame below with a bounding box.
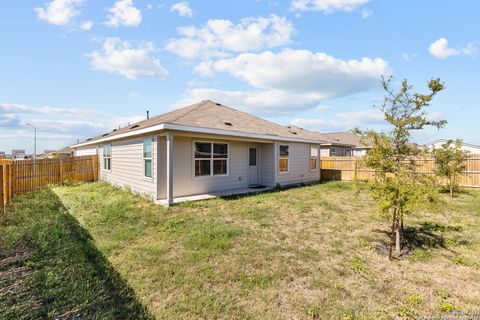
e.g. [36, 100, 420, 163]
[1, 0, 479, 153]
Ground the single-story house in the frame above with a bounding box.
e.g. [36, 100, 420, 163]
[285, 126, 370, 156]
[72, 100, 326, 206]
[424, 139, 480, 154]
[39, 147, 75, 159]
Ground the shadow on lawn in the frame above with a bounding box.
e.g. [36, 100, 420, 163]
[218, 181, 327, 201]
[373, 221, 461, 255]
[0, 189, 153, 320]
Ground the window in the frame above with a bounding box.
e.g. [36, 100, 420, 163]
[103, 144, 111, 171]
[278, 144, 289, 173]
[249, 148, 257, 166]
[143, 138, 153, 178]
[345, 148, 352, 156]
[194, 142, 228, 177]
[330, 148, 336, 156]
[310, 145, 319, 170]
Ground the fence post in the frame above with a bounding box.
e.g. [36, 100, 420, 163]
[7, 164, 12, 205]
[91, 155, 96, 181]
[59, 158, 63, 185]
[0, 165, 4, 214]
[354, 157, 358, 181]
[1, 163, 8, 213]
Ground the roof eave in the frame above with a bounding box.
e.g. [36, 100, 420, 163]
[72, 123, 325, 148]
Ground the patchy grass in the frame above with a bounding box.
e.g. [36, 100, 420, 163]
[1, 181, 480, 319]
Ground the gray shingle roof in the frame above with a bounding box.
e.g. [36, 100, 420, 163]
[284, 126, 371, 148]
[79, 100, 317, 144]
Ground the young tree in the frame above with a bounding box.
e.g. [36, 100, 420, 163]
[433, 139, 468, 197]
[359, 76, 447, 259]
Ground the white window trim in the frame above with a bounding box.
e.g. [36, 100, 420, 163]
[345, 148, 352, 157]
[330, 147, 336, 156]
[278, 144, 290, 174]
[310, 145, 319, 172]
[103, 143, 111, 172]
[143, 137, 154, 180]
[192, 141, 230, 178]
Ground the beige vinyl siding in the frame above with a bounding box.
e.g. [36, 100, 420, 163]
[75, 145, 97, 156]
[99, 136, 157, 200]
[158, 136, 256, 199]
[276, 142, 320, 186]
[259, 143, 275, 187]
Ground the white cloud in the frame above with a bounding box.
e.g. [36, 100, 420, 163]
[195, 49, 391, 98]
[0, 114, 20, 128]
[292, 109, 384, 131]
[86, 37, 168, 80]
[172, 88, 324, 114]
[428, 38, 479, 59]
[171, 1, 193, 17]
[360, 7, 372, 19]
[462, 41, 479, 57]
[401, 53, 417, 61]
[291, 0, 370, 13]
[80, 20, 93, 30]
[0, 103, 100, 116]
[1, 107, 145, 136]
[314, 104, 332, 111]
[428, 38, 460, 59]
[35, 0, 84, 26]
[105, 0, 142, 27]
[165, 15, 294, 59]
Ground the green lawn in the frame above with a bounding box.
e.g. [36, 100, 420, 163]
[1, 181, 479, 319]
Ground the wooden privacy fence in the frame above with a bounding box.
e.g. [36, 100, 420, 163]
[0, 155, 98, 213]
[0, 160, 14, 212]
[321, 154, 480, 188]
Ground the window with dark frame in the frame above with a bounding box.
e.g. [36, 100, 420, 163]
[249, 148, 257, 166]
[278, 144, 289, 172]
[194, 142, 228, 177]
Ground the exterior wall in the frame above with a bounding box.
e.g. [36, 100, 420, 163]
[320, 145, 352, 157]
[98, 136, 158, 200]
[259, 143, 275, 187]
[74, 132, 321, 201]
[275, 142, 320, 186]
[427, 141, 480, 154]
[75, 145, 97, 156]
[158, 136, 267, 199]
[353, 148, 368, 156]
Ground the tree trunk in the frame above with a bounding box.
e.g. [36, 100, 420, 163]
[400, 217, 404, 244]
[395, 216, 401, 255]
[450, 176, 454, 197]
[389, 208, 397, 261]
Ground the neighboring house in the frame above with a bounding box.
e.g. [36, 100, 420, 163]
[0, 151, 5, 159]
[319, 132, 371, 156]
[11, 149, 26, 160]
[425, 139, 480, 154]
[72, 101, 325, 206]
[40, 147, 75, 159]
[285, 126, 370, 156]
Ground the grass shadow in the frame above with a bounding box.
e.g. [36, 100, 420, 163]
[218, 181, 325, 201]
[0, 189, 153, 320]
[373, 221, 460, 256]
